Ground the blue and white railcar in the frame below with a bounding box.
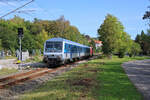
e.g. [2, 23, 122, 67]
[43, 37, 90, 65]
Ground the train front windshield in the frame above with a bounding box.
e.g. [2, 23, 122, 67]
[45, 42, 62, 53]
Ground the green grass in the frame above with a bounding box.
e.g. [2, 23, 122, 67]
[0, 68, 18, 76]
[19, 56, 150, 100]
[97, 56, 149, 100]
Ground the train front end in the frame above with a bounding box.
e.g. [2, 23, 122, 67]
[43, 39, 64, 65]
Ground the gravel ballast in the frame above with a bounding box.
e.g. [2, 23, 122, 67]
[122, 59, 150, 100]
[0, 58, 94, 100]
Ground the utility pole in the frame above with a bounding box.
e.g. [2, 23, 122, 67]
[18, 28, 23, 61]
[19, 35, 22, 60]
[0, 0, 34, 19]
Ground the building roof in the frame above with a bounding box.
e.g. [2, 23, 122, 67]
[94, 40, 102, 44]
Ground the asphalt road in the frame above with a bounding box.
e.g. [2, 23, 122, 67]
[122, 59, 150, 100]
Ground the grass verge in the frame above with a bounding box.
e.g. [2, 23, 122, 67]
[19, 56, 149, 100]
[0, 68, 18, 76]
[97, 56, 149, 100]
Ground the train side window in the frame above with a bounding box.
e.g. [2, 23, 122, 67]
[69, 44, 71, 48]
[74, 46, 77, 53]
[76, 46, 78, 53]
[65, 44, 67, 49]
[65, 43, 67, 53]
[79, 47, 81, 52]
[74, 45, 76, 53]
[65, 43, 70, 53]
[78, 47, 80, 52]
[71, 45, 74, 53]
[73, 45, 76, 53]
[81, 47, 83, 53]
[67, 44, 69, 52]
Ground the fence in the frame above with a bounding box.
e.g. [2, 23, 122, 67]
[0, 49, 42, 61]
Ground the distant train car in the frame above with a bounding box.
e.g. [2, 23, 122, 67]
[90, 47, 93, 56]
[43, 37, 92, 66]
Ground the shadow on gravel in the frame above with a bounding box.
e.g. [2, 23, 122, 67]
[20, 62, 48, 68]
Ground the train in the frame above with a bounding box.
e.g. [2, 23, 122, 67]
[43, 37, 93, 66]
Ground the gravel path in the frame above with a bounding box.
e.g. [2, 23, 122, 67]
[122, 59, 150, 100]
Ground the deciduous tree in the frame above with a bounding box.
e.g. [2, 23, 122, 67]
[98, 14, 125, 57]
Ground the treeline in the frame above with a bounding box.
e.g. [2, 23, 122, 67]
[0, 16, 92, 54]
[135, 30, 150, 55]
[98, 14, 141, 58]
[139, 6, 150, 56]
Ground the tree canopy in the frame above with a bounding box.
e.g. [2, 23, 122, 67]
[0, 16, 91, 54]
[135, 30, 150, 55]
[98, 14, 141, 58]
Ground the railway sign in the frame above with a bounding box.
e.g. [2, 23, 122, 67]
[18, 28, 24, 37]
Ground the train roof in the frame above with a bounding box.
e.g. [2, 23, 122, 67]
[46, 37, 90, 48]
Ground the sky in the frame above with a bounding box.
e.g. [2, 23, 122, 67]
[0, 0, 149, 39]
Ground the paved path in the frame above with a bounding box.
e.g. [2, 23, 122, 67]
[0, 59, 18, 69]
[122, 60, 150, 100]
[0, 59, 48, 70]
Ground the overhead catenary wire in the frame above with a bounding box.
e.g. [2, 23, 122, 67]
[17, 10, 35, 18]
[0, 0, 19, 16]
[0, 0, 34, 19]
[0, 1, 13, 15]
[15, 1, 36, 19]
[33, 1, 56, 20]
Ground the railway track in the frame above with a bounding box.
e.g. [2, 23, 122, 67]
[0, 66, 64, 89]
[0, 56, 98, 100]
[0, 55, 98, 90]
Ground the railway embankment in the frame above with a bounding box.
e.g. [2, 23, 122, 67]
[0, 56, 98, 100]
